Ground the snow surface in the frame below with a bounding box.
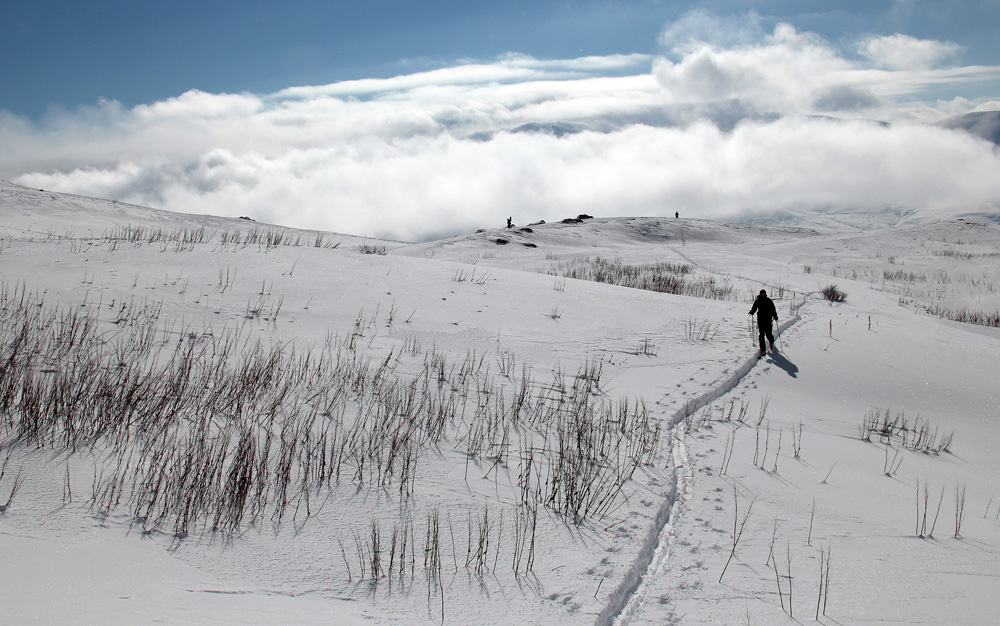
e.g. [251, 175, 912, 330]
[1, 180, 999, 625]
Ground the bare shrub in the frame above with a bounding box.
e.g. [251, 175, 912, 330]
[635, 337, 658, 356]
[821, 285, 846, 303]
[537, 256, 734, 300]
[356, 240, 388, 255]
[955, 483, 967, 538]
[859, 409, 954, 454]
[915, 479, 946, 538]
[719, 486, 756, 583]
[816, 544, 831, 619]
[924, 304, 1000, 328]
[0, 280, 655, 539]
[685, 318, 718, 341]
[0, 457, 25, 512]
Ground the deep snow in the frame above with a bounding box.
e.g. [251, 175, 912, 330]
[1, 181, 998, 625]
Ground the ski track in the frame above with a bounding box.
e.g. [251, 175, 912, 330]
[595, 283, 807, 626]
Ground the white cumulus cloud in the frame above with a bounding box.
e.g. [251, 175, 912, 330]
[859, 34, 963, 70]
[654, 22, 861, 113]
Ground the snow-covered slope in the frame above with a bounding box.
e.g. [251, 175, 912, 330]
[0, 181, 400, 250]
[1, 182, 998, 625]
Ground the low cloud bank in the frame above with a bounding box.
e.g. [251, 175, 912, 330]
[3, 14, 999, 241]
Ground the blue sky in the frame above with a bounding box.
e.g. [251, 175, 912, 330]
[3, 0, 997, 118]
[2, 1, 999, 240]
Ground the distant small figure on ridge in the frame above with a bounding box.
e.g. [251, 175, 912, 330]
[749, 289, 778, 357]
[675, 211, 679, 219]
[506, 216, 513, 228]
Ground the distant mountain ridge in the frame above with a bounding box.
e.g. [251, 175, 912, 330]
[935, 111, 1000, 145]
[464, 102, 782, 141]
[466, 109, 1000, 149]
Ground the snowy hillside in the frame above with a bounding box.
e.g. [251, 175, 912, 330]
[1, 181, 999, 625]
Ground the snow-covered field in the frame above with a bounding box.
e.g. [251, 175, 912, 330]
[1, 180, 998, 625]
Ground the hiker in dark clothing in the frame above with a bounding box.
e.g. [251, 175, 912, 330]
[749, 289, 778, 356]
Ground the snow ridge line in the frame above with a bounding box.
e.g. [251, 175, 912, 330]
[595, 308, 804, 626]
